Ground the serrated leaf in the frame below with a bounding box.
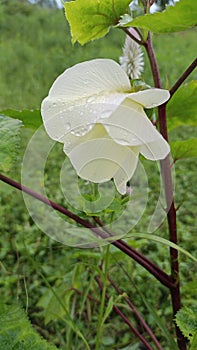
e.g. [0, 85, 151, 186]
[0, 303, 58, 350]
[123, 0, 197, 33]
[0, 109, 42, 129]
[167, 81, 197, 130]
[170, 138, 197, 160]
[0, 115, 22, 172]
[175, 306, 197, 342]
[65, 0, 131, 45]
[190, 332, 197, 350]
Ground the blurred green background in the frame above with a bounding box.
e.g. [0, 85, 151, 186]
[0, 1, 196, 349]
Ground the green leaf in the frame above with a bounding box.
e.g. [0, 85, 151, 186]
[0, 115, 22, 172]
[65, 0, 131, 45]
[126, 233, 197, 262]
[167, 81, 197, 130]
[0, 109, 42, 129]
[0, 303, 58, 350]
[101, 296, 114, 326]
[123, 0, 197, 33]
[132, 285, 178, 349]
[190, 332, 197, 350]
[170, 138, 197, 161]
[175, 306, 197, 342]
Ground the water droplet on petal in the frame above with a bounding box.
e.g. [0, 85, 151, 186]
[68, 106, 74, 111]
[71, 125, 91, 137]
[87, 96, 95, 103]
[65, 122, 71, 131]
[101, 110, 112, 118]
[52, 102, 57, 107]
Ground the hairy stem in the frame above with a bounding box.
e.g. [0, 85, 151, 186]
[0, 172, 173, 289]
[144, 32, 187, 350]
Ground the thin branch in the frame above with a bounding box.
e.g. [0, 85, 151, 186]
[95, 276, 154, 350]
[108, 276, 163, 350]
[94, 217, 175, 289]
[122, 27, 144, 46]
[170, 58, 197, 99]
[0, 173, 174, 289]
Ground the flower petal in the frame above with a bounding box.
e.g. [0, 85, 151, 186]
[128, 88, 170, 108]
[63, 124, 107, 154]
[41, 59, 131, 141]
[67, 132, 140, 194]
[100, 99, 169, 150]
[140, 138, 170, 160]
[114, 147, 139, 195]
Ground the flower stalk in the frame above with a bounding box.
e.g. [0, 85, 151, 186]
[144, 31, 187, 350]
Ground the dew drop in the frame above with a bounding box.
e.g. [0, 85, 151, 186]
[87, 96, 95, 103]
[101, 110, 112, 118]
[71, 125, 91, 137]
[52, 102, 57, 107]
[65, 122, 71, 131]
[68, 106, 74, 111]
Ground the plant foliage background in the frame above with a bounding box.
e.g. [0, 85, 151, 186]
[0, 1, 197, 349]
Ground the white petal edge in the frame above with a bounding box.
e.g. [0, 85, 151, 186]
[41, 92, 126, 142]
[46, 59, 131, 99]
[128, 88, 170, 108]
[140, 138, 170, 160]
[100, 99, 168, 147]
[67, 137, 140, 194]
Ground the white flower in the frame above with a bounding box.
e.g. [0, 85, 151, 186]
[119, 29, 144, 79]
[41, 59, 170, 194]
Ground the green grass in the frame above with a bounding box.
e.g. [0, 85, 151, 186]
[0, 2, 196, 109]
[0, 1, 197, 349]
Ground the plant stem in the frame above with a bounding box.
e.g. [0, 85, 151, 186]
[108, 276, 163, 350]
[170, 58, 197, 99]
[95, 245, 110, 350]
[144, 32, 187, 350]
[95, 276, 154, 350]
[0, 173, 174, 289]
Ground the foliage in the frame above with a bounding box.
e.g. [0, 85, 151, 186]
[125, 0, 197, 34]
[167, 81, 197, 130]
[0, 0, 197, 349]
[0, 115, 22, 172]
[65, 0, 131, 45]
[175, 306, 197, 345]
[0, 302, 58, 350]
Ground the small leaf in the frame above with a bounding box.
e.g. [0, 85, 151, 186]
[0, 109, 42, 129]
[0, 115, 22, 172]
[167, 81, 197, 130]
[175, 306, 197, 342]
[123, 0, 197, 33]
[0, 303, 58, 350]
[101, 296, 114, 326]
[65, 0, 131, 45]
[170, 138, 197, 160]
